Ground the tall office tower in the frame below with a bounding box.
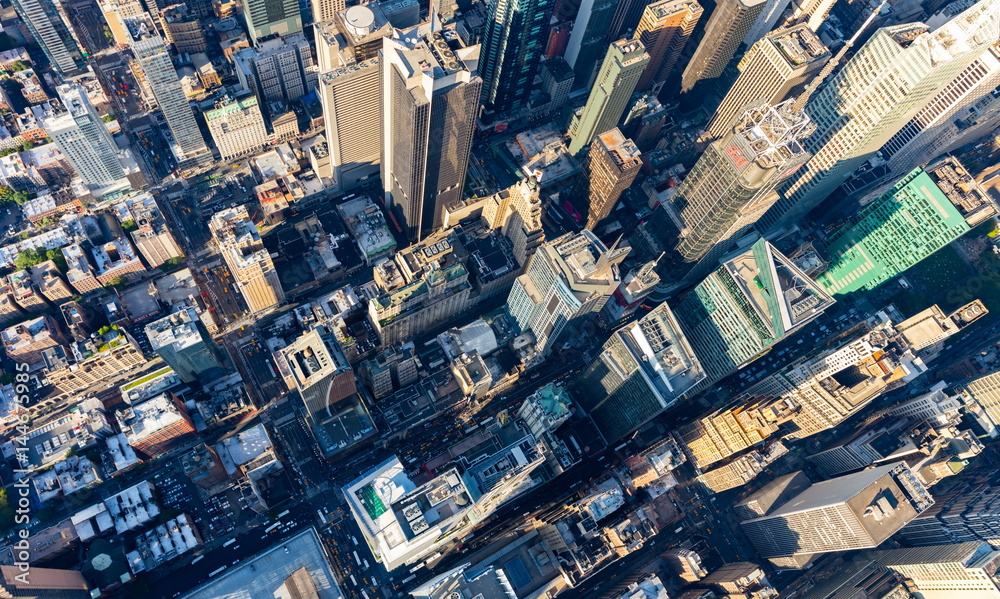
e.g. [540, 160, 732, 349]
[507, 229, 629, 356]
[818, 158, 998, 296]
[760, 0, 1000, 233]
[707, 23, 829, 140]
[205, 95, 269, 160]
[674, 239, 834, 394]
[609, 0, 653, 40]
[281, 324, 376, 457]
[574, 128, 642, 229]
[792, 0, 837, 32]
[242, 0, 302, 44]
[656, 101, 812, 286]
[145, 308, 225, 383]
[873, 542, 1000, 598]
[210, 206, 285, 313]
[0, 566, 90, 599]
[132, 36, 212, 168]
[568, 39, 649, 155]
[740, 463, 934, 562]
[11, 0, 86, 77]
[677, 404, 779, 470]
[680, 0, 766, 93]
[235, 34, 316, 104]
[741, 0, 790, 47]
[573, 303, 705, 444]
[316, 5, 392, 191]
[479, 0, 555, 113]
[633, 0, 703, 93]
[45, 84, 128, 194]
[963, 370, 1000, 430]
[161, 4, 206, 54]
[381, 28, 482, 242]
[881, 44, 1000, 176]
[565, 0, 618, 87]
[312, 0, 345, 23]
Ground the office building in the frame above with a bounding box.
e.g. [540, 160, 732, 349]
[242, 0, 301, 43]
[316, 6, 390, 191]
[674, 239, 834, 394]
[117, 194, 184, 268]
[205, 95, 269, 160]
[161, 4, 206, 54]
[569, 39, 649, 155]
[345, 450, 543, 570]
[0, 565, 90, 599]
[360, 342, 420, 399]
[881, 43, 1000, 175]
[965, 370, 1000, 431]
[210, 206, 285, 313]
[46, 328, 148, 394]
[874, 542, 1000, 599]
[132, 35, 212, 167]
[312, 0, 345, 23]
[707, 24, 829, 139]
[507, 230, 629, 356]
[479, 0, 555, 113]
[117, 393, 197, 456]
[760, 1, 1000, 232]
[11, 0, 86, 76]
[235, 34, 315, 104]
[818, 158, 998, 295]
[146, 308, 224, 383]
[281, 325, 376, 456]
[677, 404, 779, 470]
[381, 28, 481, 241]
[740, 463, 933, 561]
[680, 0, 766, 92]
[655, 100, 813, 286]
[45, 84, 129, 195]
[565, 0, 618, 87]
[573, 303, 704, 444]
[633, 0, 703, 93]
[733, 471, 812, 520]
[30, 261, 73, 304]
[574, 128, 641, 229]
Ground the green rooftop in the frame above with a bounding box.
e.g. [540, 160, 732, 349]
[205, 96, 259, 121]
[356, 484, 387, 520]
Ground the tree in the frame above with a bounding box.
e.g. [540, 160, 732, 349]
[0, 185, 32, 206]
[120, 218, 137, 232]
[8, 61, 27, 72]
[45, 249, 67, 273]
[158, 256, 182, 271]
[13, 247, 45, 270]
[102, 114, 115, 123]
[103, 276, 125, 290]
[0, 489, 14, 533]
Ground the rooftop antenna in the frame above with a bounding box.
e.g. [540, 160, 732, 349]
[790, 0, 890, 114]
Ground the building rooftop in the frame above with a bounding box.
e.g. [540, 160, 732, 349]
[767, 22, 830, 66]
[924, 157, 998, 226]
[146, 308, 205, 352]
[2, 316, 62, 355]
[117, 394, 189, 446]
[596, 129, 641, 171]
[338, 197, 396, 261]
[180, 528, 342, 599]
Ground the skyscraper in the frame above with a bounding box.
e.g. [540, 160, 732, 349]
[574, 128, 642, 230]
[680, 0, 766, 93]
[145, 308, 225, 383]
[311, 0, 345, 23]
[740, 463, 934, 561]
[205, 95, 269, 160]
[210, 206, 285, 313]
[564, 0, 618, 87]
[479, 0, 555, 113]
[873, 542, 1000, 599]
[965, 370, 1000, 430]
[633, 0, 703, 94]
[381, 27, 482, 241]
[817, 158, 998, 295]
[707, 23, 829, 140]
[234, 34, 316, 104]
[316, 6, 392, 191]
[880, 42, 1000, 175]
[11, 0, 86, 76]
[507, 230, 629, 356]
[45, 84, 128, 194]
[242, 0, 302, 43]
[573, 303, 705, 444]
[132, 35, 212, 168]
[760, 0, 1000, 233]
[674, 239, 834, 394]
[654, 100, 813, 286]
[568, 39, 649, 155]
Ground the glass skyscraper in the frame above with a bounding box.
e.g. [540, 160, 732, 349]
[479, 0, 555, 114]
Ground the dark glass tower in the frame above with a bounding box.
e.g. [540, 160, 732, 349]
[479, 0, 555, 114]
